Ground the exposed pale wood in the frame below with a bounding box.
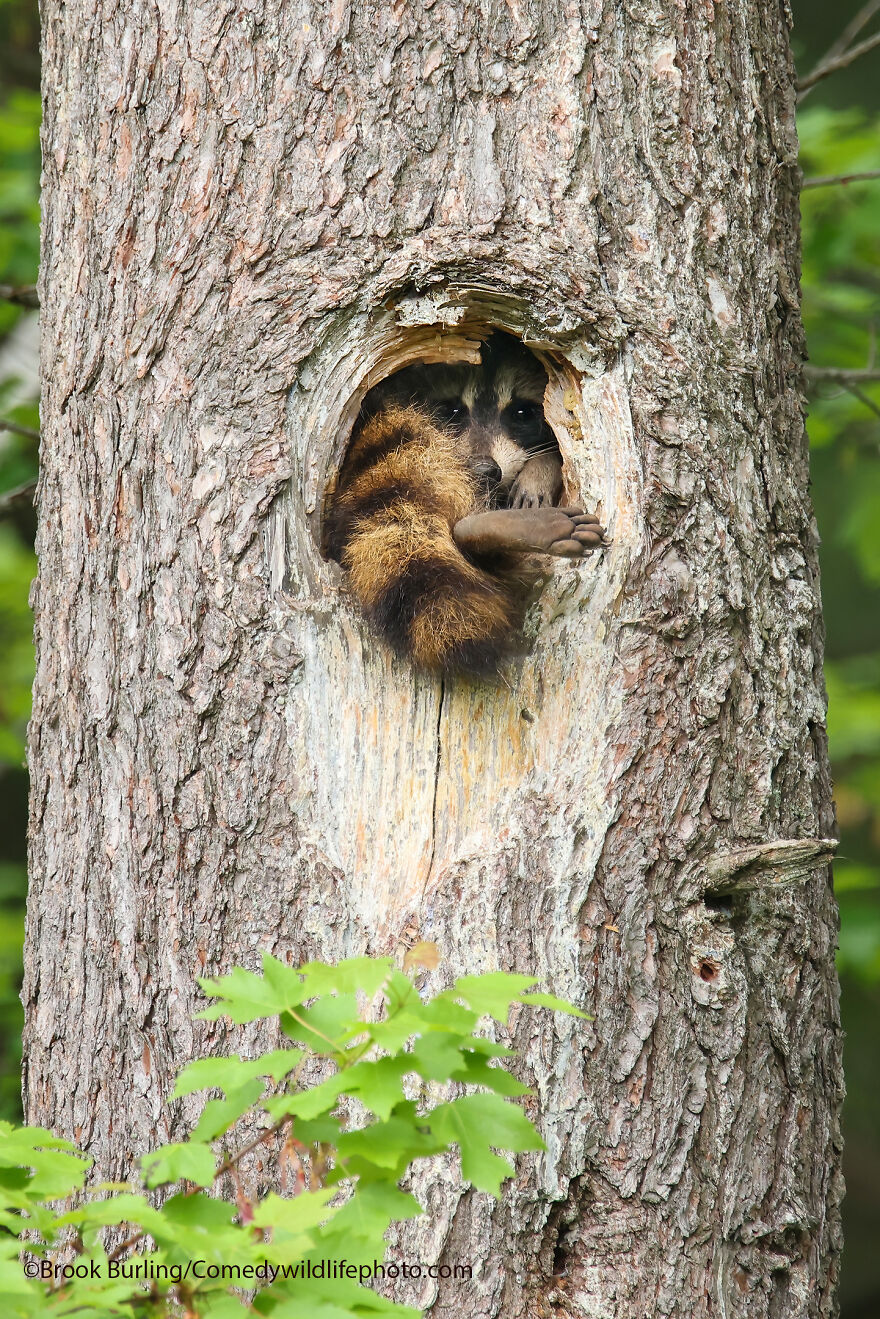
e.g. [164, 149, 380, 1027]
[26, 2, 842, 1316]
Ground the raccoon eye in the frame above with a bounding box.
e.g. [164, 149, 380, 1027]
[512, 401, 539, 420]
[436, 400, 468, 426]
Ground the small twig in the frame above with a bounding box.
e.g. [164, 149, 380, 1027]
[796, 1, 880, 100]
[798, 29, 880, 95]
[0, 479, 36, 515]
[104, 1120, 287, 1266]
[0, 283, 39, 309]
[103, 1227, 149, 1267]
[213, 1121, 284, 1183]
[834, 0, 880, 53]
[799, 0, 880, 104]
[844, 382, 880, 419]
[802, 169, 880, 190]
[0, 417, 40, 442]
[804, 366, 880, 385]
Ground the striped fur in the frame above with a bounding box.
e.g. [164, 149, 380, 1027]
[325, 333, 561, 675]
[325, 406, 532, 675]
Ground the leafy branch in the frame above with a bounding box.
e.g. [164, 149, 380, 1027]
[0, 950, 588, 1318]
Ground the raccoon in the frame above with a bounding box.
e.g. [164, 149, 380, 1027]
[324, 332, 605, 675]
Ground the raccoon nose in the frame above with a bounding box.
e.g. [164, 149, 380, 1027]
[472, 458, 502, 485]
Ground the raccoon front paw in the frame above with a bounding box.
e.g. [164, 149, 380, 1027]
[509, 486, 549, 509]
[507, 451, 563, 509]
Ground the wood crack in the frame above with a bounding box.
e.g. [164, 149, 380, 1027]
[425, 677, 445, 892]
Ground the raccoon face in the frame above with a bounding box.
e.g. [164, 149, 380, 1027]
[364, 332, 559, 504]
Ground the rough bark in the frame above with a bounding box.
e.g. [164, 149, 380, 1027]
[26, 1, 843, 1316]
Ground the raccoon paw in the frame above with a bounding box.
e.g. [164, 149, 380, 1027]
[508, 451, 563, 509]
[453, 507, 607, 559]
[518, 507, 606, 557]
[509, 486, 549, 509]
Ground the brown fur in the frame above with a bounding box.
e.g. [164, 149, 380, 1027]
[324, 406, 533, 675]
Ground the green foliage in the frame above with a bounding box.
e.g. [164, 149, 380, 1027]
[799, 105, 880, 987]
[0, 88, 39, 335]
[825, 658, 880, 979]
[0, 37, 40, 1125]
[0, 862, 25, 1120]
[0, 77, 39, 719]
[0, 954, 585, 1317]
[0, 67, 40, 499]
[800, 107, 880, 450]
[0, 0, 40, 105]
[0, 525, 34, 768]
[0, 82, 39, 488]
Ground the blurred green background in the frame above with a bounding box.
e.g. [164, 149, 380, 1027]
[1, 0, 878, 1310]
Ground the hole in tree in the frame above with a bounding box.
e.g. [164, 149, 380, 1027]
[320, 327, 582, 560]
[704, 892, 734, 914]
[307, 309, 602, 676]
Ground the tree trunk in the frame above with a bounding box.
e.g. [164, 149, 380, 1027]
[25, 1, 843, 1316]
